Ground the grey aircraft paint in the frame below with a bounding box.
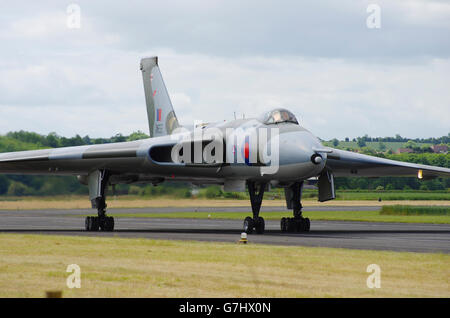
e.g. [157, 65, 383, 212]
[140, 57, 180, 138]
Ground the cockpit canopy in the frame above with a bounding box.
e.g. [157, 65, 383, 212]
[260, 108, 299, 125]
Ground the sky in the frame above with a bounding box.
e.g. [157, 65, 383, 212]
[0, 0, 449, 140]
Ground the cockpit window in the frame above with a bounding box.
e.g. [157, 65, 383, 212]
[260, 108, 299, 125]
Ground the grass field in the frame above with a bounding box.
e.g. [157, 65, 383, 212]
[333, 191, 450, 201]
[381, 205, 450, 216]
[0, 234, 448, 298]
[105, 209, 450, 224]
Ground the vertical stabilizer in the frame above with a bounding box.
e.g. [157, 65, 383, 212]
[140, 57, 180, 137]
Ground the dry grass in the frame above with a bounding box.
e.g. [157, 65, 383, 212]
[0, 196, 448, 210]
[0, 234, 448, 298]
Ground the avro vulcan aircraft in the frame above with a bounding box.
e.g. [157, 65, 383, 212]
[0, 57, 449, 234]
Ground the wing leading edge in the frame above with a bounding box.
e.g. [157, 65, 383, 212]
[0, 141, 144, 175]
[324, 148, 450, 178]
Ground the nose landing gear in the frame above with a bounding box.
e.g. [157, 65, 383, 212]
[244, 216, 265, 234]
[243, 182, 267, 234]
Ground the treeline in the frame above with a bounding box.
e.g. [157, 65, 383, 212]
[0, 131, 449, 196]
[0, 130, 150, 196]
[333, 152, 450, 191]
[1, 130, 149, 152]
[343, 133, 450, 144]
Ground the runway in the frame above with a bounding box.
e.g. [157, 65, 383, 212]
[0, 207, 449, 254]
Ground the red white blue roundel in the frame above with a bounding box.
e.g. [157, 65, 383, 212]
[243, 135, 251, 166]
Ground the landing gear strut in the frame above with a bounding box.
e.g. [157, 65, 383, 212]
[281, 181, 310, 233]
[243, 181, 266, 234]
[85, 170, 115, 232]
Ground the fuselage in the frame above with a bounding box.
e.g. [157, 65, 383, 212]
[0, 117, 326, 185]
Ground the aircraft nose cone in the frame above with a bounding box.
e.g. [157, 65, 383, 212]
[278, 131, 324, 165]
[276, 131, 326, 179]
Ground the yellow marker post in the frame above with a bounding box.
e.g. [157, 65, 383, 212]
[239, 232, 248, 244]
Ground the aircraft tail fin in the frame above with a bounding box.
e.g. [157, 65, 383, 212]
[140, 57, 180, 137]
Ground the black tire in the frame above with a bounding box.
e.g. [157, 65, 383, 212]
[105, 217, 115, 231]
[280, 218, 287, 232]
[91, 217, 99, 231]
[85, 216, 91, 231]
[255, 217, 265, 234]
[304, 218, 310, 232]
[99, 218, 105, 231]
[295, 219, 303, 232]
[287, 218, 296, 232]
[243, 216, 254, 234]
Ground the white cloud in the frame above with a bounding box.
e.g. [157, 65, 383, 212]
[1, 49, 449, 139]
[0, 1, 449, 140]
[395, 0, 450, 27]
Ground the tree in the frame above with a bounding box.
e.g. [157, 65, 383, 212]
[406, 140, 417, 149]
[46, 132, 60, 148]
[112, 133, 126, 143]
[7, 182, 32, 196]
[82, 135, 92, 145]
[357, 138, 366, 147]
[0, 175, 10, 195]
[332, 138, 339, 147]
[127, 131, 149, 141]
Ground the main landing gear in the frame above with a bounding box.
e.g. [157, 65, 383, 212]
[281, 181, 310, 233]
[85, 170, 115, 232]
[243, 182, 266, 234]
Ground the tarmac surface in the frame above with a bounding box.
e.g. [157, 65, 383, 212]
[0, 206, 449, 254]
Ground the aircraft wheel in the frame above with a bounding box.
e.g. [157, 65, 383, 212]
[104, 216, 115, 231]
[254, 217, 265, 234]
[85, 216, 99, 231]
[295, 218, 310, 232]
[304, 218, 310, 232]
[287, 218, 296, 232]
[85, 216, 91, 231]
[295, 218, 304, 232]
[243, 216, 254, 234]
[91, 217, 99, 231]
[93, 216, 114, 232]
[280, 218, 288, 232]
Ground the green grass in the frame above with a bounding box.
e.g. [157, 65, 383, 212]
[333, 191, 450, 201]
[104, 209, 450, 224]
[381, 205, 450, 216]
[267, 190, 450, 201]
[233, 190, 450, 201]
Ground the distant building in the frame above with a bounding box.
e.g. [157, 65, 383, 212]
[396, 148, 414, 154]
[431, 145, 448, 153]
